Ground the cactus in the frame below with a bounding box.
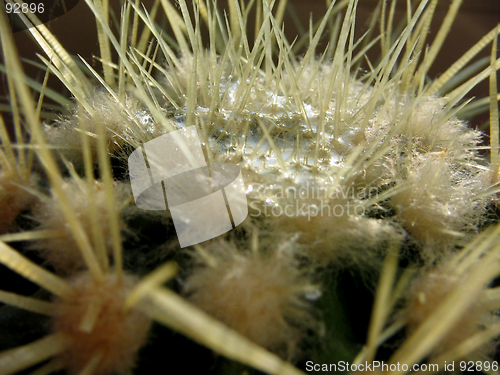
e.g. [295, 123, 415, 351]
[0, 0, 499, 374]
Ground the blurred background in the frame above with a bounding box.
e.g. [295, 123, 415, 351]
[4, 0, 500, 130]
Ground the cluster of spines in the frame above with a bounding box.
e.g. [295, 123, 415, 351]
[0, 0, 499, 374]
[0, 2, 313, 375]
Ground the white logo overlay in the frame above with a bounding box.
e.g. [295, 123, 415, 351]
[128, 126, 248, 247]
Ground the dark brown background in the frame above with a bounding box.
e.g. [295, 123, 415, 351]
[6, 0, 500, 129]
